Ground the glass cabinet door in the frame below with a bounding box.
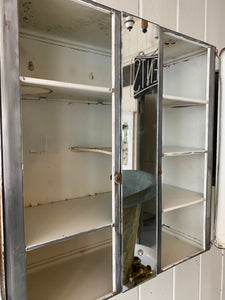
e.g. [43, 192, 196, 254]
[121, 15, 160, 289]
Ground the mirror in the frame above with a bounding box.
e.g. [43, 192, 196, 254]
[122, 14, 159, 289]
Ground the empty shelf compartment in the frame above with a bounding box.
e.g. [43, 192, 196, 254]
[27, 243, 113, 300]
[162, 184, 205, 213]
[161, 229, 203, 270]
[25, 192, 112, 251]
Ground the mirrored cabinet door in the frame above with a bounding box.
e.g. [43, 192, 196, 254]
[121, 13, 215, 292]
[122, 15, 160, 289]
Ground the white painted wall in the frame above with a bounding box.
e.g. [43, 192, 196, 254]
[90, 0, 225, 299]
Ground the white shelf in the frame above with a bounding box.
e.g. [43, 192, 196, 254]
[70, 146, 112, 155]
[162, 146, 207, 157]
[25, 192, 112, 251]
[162, 184, 205, 213]
[161, 229, 203, 270]
[27, 245, 113, 300]
[20, 77, 112, 102]
[163, 95, 207, 107]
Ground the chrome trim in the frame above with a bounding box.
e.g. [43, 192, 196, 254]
[0, 0, 27, 298]
[157, 27, 164, 273]
[112, 10, 122, 294]
[205, 46, 215, 250]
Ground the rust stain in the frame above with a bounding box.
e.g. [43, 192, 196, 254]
[5, 19, 11, 30]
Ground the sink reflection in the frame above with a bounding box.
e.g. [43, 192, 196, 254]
[123, 170, 156, 284]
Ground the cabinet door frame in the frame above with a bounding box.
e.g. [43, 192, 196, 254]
[0, 0, 123, 298]
[0, 0, 27, 298]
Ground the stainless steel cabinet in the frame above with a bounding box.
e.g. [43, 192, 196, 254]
[0, 1, 215, 299]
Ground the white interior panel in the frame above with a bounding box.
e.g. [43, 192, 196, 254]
[162, 106, 206, 149]
[162, 155, 205, 193]
[162, 202, 204, 244]
[20, 37, 111, 87]
[22, 100, 112, 206]
[163, 54, 207, 100]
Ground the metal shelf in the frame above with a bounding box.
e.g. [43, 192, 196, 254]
[20, 77, 112, 102]
[70, 146, 112, 155]
[25, 192, 112, 251]
[162, 184, 205, 213]
[162, 146, 207, 157]
[163, 95, 207, 107]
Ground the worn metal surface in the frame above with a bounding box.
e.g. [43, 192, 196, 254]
[156, 27, 164, 274]
[205, 46, 215, 250]
[112, 10, 122, 294]
[215, 49, 225, 248]
[0, 0, 27, 299]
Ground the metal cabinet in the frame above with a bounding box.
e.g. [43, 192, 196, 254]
[0, 1, 215, 299]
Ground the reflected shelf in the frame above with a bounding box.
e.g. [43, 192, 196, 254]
[161, 228, 203, 270]
[163, 95, 207, 107]
[70, 146, 112, 155]
[25, 192, 112, 251]
[20, 76, 112, 102]
[162, 184, 205, 213]
[162, 146, 207, 157]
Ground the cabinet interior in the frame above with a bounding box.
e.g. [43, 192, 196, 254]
[19, 0, 113, 298]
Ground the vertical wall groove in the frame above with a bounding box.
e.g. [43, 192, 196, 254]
[199, 255, 202, 300]
[220, 250, 224, 300]
[172, 267, 176, 300]
[204, 0, 208, 42]
[176, 0, 180, 32]
[138, 0, 143, 18]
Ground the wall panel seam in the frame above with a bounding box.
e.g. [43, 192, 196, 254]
[173, 267, 176, 300]
[176, 0, 180, 32]
[138, 0, 142, 18]
[220, 250, 224, 300]
[199, 255, 202, 300]
[204, 0, 207, 42]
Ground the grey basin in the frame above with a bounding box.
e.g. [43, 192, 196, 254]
[123, 170, 156, 208]
[122, 170, 156, 283]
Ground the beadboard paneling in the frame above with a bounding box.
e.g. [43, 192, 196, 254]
[140, 269, 173, 300]
[174, 257, 200, 300]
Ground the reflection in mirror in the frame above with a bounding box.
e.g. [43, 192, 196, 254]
[122, 14, 159, 290]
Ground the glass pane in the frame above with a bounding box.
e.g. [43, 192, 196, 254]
[122, 14, 159, 290]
